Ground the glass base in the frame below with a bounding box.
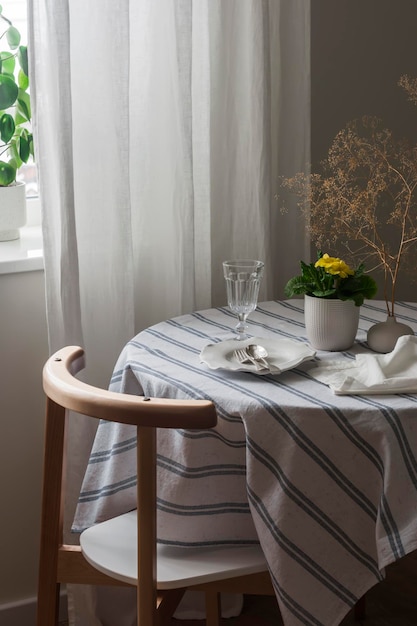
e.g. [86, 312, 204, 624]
[234, 320, 249, 340]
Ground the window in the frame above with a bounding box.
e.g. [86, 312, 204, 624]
[1, 0, 38, 198]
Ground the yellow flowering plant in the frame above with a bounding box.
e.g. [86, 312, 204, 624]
[284, 252, 378, 306]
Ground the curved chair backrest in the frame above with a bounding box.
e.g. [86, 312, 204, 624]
[43, 345, 217, 428]
[37, 346, 217, 626]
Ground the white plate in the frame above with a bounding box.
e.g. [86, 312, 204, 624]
[200, 336, 316, 375]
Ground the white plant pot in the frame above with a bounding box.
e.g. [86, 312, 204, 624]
[304, 294, 360, 351]
[0, 181, 27, 241]
[367, 315, 414, 353]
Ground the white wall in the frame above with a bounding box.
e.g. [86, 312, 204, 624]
[0, 269, 49, 620]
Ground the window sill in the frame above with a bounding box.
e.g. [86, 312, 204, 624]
[0, 225, 44, 274]
[0, 197, 44, 275]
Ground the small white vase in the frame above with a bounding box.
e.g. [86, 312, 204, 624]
[304, 294, 360, 351]
[367, 315, 414, 353]
[0, 181, 27, 241]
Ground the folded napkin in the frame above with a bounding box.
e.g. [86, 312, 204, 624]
[310, 334, 417, 395]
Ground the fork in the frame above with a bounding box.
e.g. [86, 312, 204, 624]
[234, 347, 265, 371]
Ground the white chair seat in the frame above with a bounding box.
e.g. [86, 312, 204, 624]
[80, 510, 269, 589]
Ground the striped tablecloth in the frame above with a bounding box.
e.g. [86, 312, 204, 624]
[74, 300, 417, 626]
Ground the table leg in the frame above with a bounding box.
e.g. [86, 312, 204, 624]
[205, 591, 221, 626]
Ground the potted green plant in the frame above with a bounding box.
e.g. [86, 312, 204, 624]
[285, 252, 378, 351]
[285, 252, 378, 306]
[0, 5, 33, 241]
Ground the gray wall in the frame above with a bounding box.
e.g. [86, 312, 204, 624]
[0, 270, 48, 617]
[311, 0, 417, 301]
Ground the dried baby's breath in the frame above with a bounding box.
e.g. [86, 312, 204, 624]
[281, 85, 417, 316]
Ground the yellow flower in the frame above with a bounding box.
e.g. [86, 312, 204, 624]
[315, 253, 354, 279]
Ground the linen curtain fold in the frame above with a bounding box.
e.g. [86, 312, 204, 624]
[28, 0, 310, 623]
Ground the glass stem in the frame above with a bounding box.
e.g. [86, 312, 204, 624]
[235, 314, 248, 340]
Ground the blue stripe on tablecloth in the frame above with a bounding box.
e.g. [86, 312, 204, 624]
[273, 371, 385, 470]
[176, 428, 246, 447]
[247, 435, 383, 579]
[268, 568, 327, 626]
[88, 436, 137, 462]
[157, 454, 246, 478]
[78, 475, 138, 502]
[146, 326, 204, 351]
[125, 354, 380, 523]
[156, 497, 250, 516]
[397, 393, 417, 404]
[261, 372, 405, 559]
[277, 300, 305, 315]
[352, 395, 417, 489]
[123, 359, 390, 566]
[293, 369, 417, 557]
[109, 368, 124, 384]
[167, 317, 219, 339]
[396, 301, 417, 314]
[128, 330, 407, 560]
[256, 304, 307, 329]
[362, 301, 417, 325]
[125, 340, 406, 559]
[247, 484, 358, 606]
[193, 308, 307, 341]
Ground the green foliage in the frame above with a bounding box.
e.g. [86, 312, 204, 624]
[0, 8, 32, 186]
[284, 252, 378, 307]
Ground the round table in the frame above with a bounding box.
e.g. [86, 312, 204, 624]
[74, 300, 417, 626]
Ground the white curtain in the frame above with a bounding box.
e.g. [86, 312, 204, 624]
[29, 0, 310, 623]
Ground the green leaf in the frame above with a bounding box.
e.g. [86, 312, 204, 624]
[28, 133, 34, 158]
[0, 159, 16, 185]
[311, 288, 336, 298]
[9, 137, 22, 166]
[284, 275, 314, 297]
[359, 274, 378, 299]
[18, 133, 30, 162]
[17, 45, 28, 76]
[353, 263, 365, 277]
[0, 50, 15, 75]
[8, 156, 18, 170]
[286, 253, 377, 305]
[17, 88, 30, 121]
[0, 73, 17, 109]
[0, 111, 14, 141]
[6, 25, 20, 50]
[18, 68, 28, 90]
[300, 260, 314, 277]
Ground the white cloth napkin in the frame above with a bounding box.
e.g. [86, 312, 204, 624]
[310, 334, 417, 395]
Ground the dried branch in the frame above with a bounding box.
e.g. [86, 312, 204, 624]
[281, 111, 417, 316]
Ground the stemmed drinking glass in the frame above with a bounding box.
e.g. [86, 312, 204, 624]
[223, 260, 264, 340]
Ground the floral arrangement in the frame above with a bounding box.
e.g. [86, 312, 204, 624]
[280, 76, 417, 317]
[284, 252, 378, 306]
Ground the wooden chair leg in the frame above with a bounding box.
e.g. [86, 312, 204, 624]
[36, 581, 60, 626]
[354, 594, 366, 621]
[157, 589, 187, 625]
[205, 591, 222, 626]
[37, 403, 66, 626]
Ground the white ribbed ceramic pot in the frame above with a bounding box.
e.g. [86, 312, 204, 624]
[0, 181, 27, 241]
[304, 294, 360, 351]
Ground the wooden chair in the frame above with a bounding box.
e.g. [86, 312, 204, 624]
[37, 346, 275, 626]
